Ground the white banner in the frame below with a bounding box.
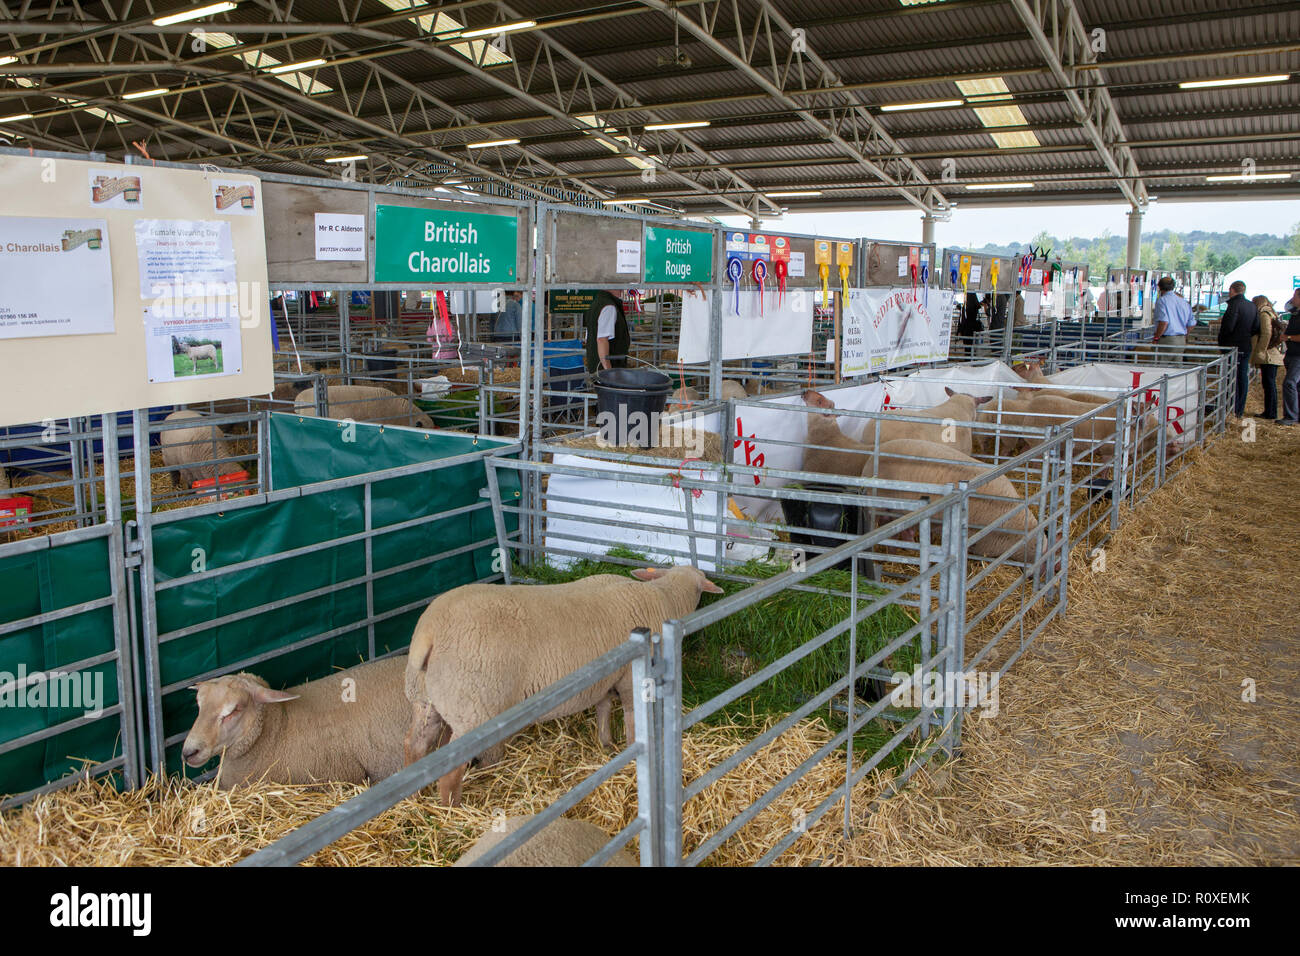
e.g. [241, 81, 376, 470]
[678, 289, 814, 363]
[1047, 362, 1200, 442]
[881, 361, 1024, 408]
[842, 288, 954, 376]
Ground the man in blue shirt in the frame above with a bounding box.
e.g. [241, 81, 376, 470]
[495, 290, 522, 342]
[1152, 276, 1195, 355]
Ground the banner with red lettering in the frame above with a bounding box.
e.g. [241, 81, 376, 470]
[842, 288, 954, 376]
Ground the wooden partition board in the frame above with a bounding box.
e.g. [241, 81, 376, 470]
[0, 153, 272, 428]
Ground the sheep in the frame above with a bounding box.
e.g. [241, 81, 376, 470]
[180, 655, 410, 787]
[670, 385, 700, 405]
[1012, 361, 1114, 405]
[857, 387, 992, 456]
[159, 410, 243, 491]
[403, 565, 723, 807]
[720, 380, 749, 401]
[869, 438, 1049, 567]
[800, 390, 874, 479]
[453, 815, 636, 868]
[294, 384, 434, 428]
[185, 343, 218, 373]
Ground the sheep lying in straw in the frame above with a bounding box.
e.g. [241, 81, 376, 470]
[159, 410, 244, 491]
[186, 343, 218, 373]
[181, 655, 409, 787]
[294, 384, 434, 428]
[404, 566, 723, 807]
[454, 815, 636, 867]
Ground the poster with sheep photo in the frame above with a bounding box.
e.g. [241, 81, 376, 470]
[842, 288, 955, 376]
[142, 300, 242, 383]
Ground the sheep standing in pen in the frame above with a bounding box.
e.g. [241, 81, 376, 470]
[185, 343, 218, 374]
[159, 410, 244, 491]
[294, 384, 434, 428]
[403, 566, 723, 807]
[180, 655, 409, 787]
[454, 815, 636, 867]
[800, 391, 875, 479]
[855, 387, 992, 456]
[1012, 361, 1113, 405]
[720, 379, 749, 401]
[868, 438, 1050, 569]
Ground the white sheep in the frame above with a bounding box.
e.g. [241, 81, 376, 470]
[453, 815, 636, 867]
[294, 384, 435, 429]
[185, 343, 218, 374]
[857, 387, 991, 456]
[869, 438, 1049, 568]
[180, 655, 410, 787]
[159, 409, 244, 490]
[720, 380, 749, 401]
[403, 565, 723, 807]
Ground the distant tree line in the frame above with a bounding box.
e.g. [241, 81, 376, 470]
[963, 223, 1300, 276]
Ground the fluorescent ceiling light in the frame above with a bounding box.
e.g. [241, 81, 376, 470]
[152, 2, 237, 27]
[766, 190, 822, 197]
[268, 58, 326, 74]
[1205, 172, 1291, 182]
[644, 120, 709, 130]
[607, 199, 655, 204]
[466, 137, 519, 148]
[0, 112, 33, 122]
[1180, 74, 1288, 90]
[0, 56, 17, 67]
[324, 154, 366, 163]
[965, 182, 1034, 191]
[459, 20, 536, 38]
[880, 99, 962, 112]
[121, 87, 170, 100]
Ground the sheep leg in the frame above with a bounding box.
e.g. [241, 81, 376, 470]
[403, 700, 445, 766]
[596, 692, 614, 749]
[437, 748, 469, 808]
[615, 671, 637, 745]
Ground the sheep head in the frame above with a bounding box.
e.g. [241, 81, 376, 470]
[630, 565, 724, 595]
[801, 389, 835, 410]
[181, 674, 298, 768]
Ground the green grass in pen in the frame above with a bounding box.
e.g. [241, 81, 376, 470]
[522, 549, 929, 772]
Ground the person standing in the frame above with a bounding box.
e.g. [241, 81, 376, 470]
[495, 290, 522, 343]
[1013, 289, 1028, 327]
[1152, 276, 1195, 356]
[1278, 288, 1300, 426]
[582, 289, 630, 373]
[1250, 296, 1284, 420]
[1218, 281, 1258, 418]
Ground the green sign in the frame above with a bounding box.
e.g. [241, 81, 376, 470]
[548, 290, 600, 313]
[375, 204, 518, 283]
[643, 225, 713, 283]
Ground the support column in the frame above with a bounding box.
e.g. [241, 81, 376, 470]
[921, 214, 937, 247]
[1126, 208, 1142, 269]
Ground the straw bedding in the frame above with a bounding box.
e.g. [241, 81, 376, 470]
[0, 712, 889, 867]
[3, 385, 1296, 865]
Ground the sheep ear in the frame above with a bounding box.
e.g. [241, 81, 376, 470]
[944, 386, 955, 397]
[975, 395, 993, 406]
[630, 568, 664, 581]
[251, 686, 299, 705]
[701, 578, 725, 594]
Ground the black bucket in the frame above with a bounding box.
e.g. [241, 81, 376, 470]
[363, 349, 398, 373]
[779, 483, 877, 581]
[593, 369, 672, 447]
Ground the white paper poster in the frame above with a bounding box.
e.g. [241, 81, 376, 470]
[841, 288, 954, 376]
[970, 264, 983, 285]
[0, 216, 115, 340]
[897, 255, 908, 278]
[616, 239, 641, 274]
[134, 219, 238, 300]
[211, 178, 258, 216]
[678, 289, 814, 363]
[143, 298, 243, 383]
[789, 251, 805, 277]
[314, 213, 366, 261]
[88, 168, 143, 210]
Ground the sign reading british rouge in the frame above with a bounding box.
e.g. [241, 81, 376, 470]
[643, 225, 713, 283]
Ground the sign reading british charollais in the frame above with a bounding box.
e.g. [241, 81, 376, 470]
[374, 204, 518, 283]
[842, 288, 954, 376]
[643, 225, 713, 283]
